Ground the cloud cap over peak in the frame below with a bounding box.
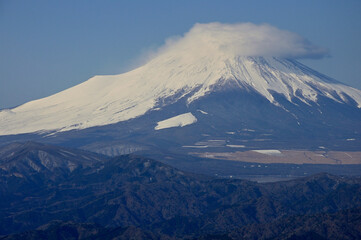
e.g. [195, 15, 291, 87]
[158, 22, 329, 60]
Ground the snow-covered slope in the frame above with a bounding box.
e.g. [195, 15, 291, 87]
[155, 113, 197, 130]
[1, 23, 361, 136]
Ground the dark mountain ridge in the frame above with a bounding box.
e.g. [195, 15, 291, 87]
[2, 207, 361, 240]
[0, 142, 360, 238]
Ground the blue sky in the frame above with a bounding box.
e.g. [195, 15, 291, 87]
[1, 0, 360, 109]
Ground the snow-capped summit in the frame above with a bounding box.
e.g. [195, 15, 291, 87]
[1, 23, 361, 136]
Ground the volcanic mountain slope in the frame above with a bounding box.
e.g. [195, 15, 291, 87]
[1, 142, 361, 238]
[1, 56, 360, 136]
[0, 23, 361, 153]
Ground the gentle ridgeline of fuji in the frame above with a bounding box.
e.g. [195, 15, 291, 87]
[0, 23, 361, 153]
[1, 53, 361, 135]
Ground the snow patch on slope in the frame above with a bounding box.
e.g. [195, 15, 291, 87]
[197, 110, 208, 114]
[252, 150, 282, 156]
[227, 144, 245, 148]
[155, 113, 197, 130]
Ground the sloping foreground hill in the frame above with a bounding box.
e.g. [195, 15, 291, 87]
[226, 207, 361, 240]
[0, 221, 163, 240]
[0, 142, 361, 239]
[2, 208, 361, 240]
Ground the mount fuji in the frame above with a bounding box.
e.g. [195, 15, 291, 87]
[1, 23, 361, 155]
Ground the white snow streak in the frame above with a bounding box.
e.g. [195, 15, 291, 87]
[252, 150, 282, 156]
[155, 113, 197, 130]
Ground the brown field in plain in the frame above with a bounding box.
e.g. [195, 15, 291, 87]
[191, 150, 361, 164]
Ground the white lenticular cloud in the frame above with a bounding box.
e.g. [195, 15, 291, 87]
[156, 22, 329, 59]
